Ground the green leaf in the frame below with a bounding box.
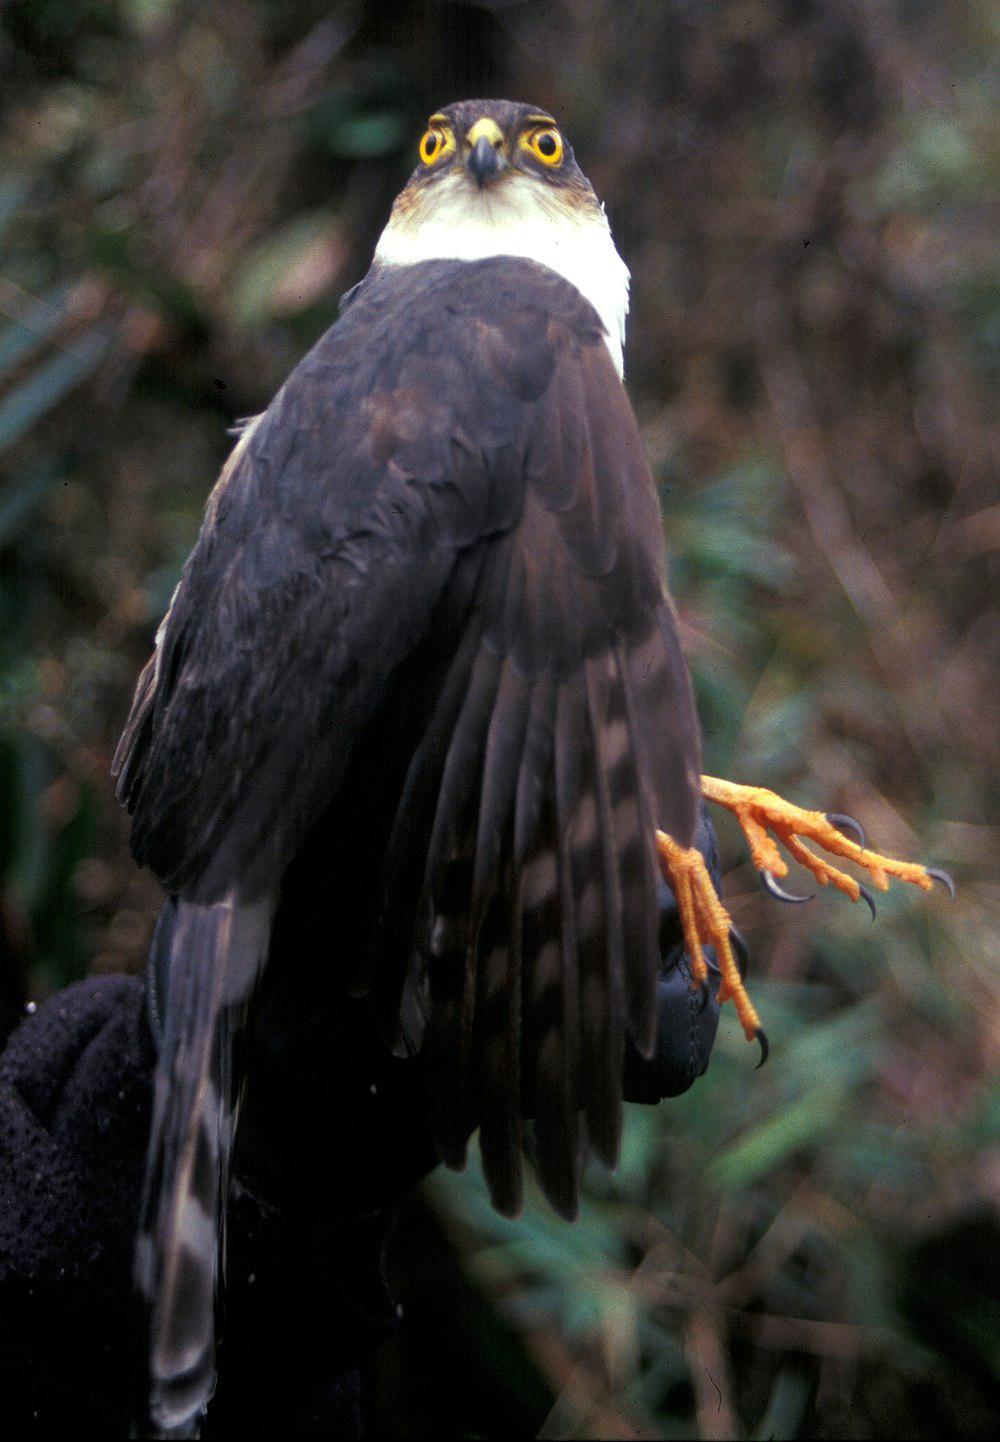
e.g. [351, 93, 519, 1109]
[709, 1084, 844, 1189]
[0, 286, 72, 376]
[751, 1368, 811, 1441]
[0, 329, 110, 455]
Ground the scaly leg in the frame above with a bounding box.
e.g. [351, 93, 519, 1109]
[655, 830, 767, 1061]
[655, 779, 952, 1062]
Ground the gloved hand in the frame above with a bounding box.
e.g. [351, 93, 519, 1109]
[0, 976, 379, 1439]
[0, 976, 154, 1437]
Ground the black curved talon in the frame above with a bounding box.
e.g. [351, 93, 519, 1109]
[761, 869, 814, 904]
[927, 867, 956, 898]
[858, 884, 878, 921]
[754, 1028, 770, 1069]
[826, 811, 867, 849]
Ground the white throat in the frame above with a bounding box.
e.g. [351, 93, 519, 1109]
[374, 172, 630, 375]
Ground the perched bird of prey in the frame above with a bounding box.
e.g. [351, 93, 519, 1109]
[115, 99, 947, 1437]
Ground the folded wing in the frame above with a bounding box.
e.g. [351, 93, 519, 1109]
[116, 262, 702, 1320]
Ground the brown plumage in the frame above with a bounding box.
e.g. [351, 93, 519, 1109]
[118, 105, 702, 1436]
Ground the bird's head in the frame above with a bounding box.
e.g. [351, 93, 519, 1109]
[374, 99, 630, 373]
[391, 99, 597, 210]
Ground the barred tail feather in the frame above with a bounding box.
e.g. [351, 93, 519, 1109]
[135, 895, 272, 1438]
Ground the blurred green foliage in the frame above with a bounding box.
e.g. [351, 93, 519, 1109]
[0, 1, 996, 1437]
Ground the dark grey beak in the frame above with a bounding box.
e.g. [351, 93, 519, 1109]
[468, 135, 505, 188]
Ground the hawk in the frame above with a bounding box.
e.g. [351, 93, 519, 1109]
[115, 99, 947, 1436]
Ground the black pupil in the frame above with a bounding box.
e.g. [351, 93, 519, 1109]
[425, 133, 438, 154]
[537, 132, 556, 156]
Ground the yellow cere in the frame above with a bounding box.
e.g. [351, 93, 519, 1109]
[419, 117, 456, 167]
[521, 124, 564, 167]
[466, 117, 505, 151]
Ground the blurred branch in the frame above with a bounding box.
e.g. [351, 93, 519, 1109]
[685, 1308, 740, 1442]
[534, 1330, 660, 1441]
[261, 11, 361, 119]
[754, 281, 939, 764]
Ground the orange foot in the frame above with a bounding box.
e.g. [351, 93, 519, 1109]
[699, 776, 954, 913]
[655, 830, 767, 1062]
[655, 779, 953, 1064]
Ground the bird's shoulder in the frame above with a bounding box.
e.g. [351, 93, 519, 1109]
[278, 257, 606, 441]
[201, 256, 616, 557]
[337, 254, 608, 362]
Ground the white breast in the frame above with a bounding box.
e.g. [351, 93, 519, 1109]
[374, 172, 631, 375]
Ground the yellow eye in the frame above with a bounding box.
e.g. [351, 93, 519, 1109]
[419, 127, 450, 166]
[523, 126, 564, 167]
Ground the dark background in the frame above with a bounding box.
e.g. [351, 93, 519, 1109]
[1, 1, 996, 1437]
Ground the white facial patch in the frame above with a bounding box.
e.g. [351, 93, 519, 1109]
[374, 169, 631, 375]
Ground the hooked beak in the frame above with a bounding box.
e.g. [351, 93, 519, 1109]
[468, 134, 505, 188]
